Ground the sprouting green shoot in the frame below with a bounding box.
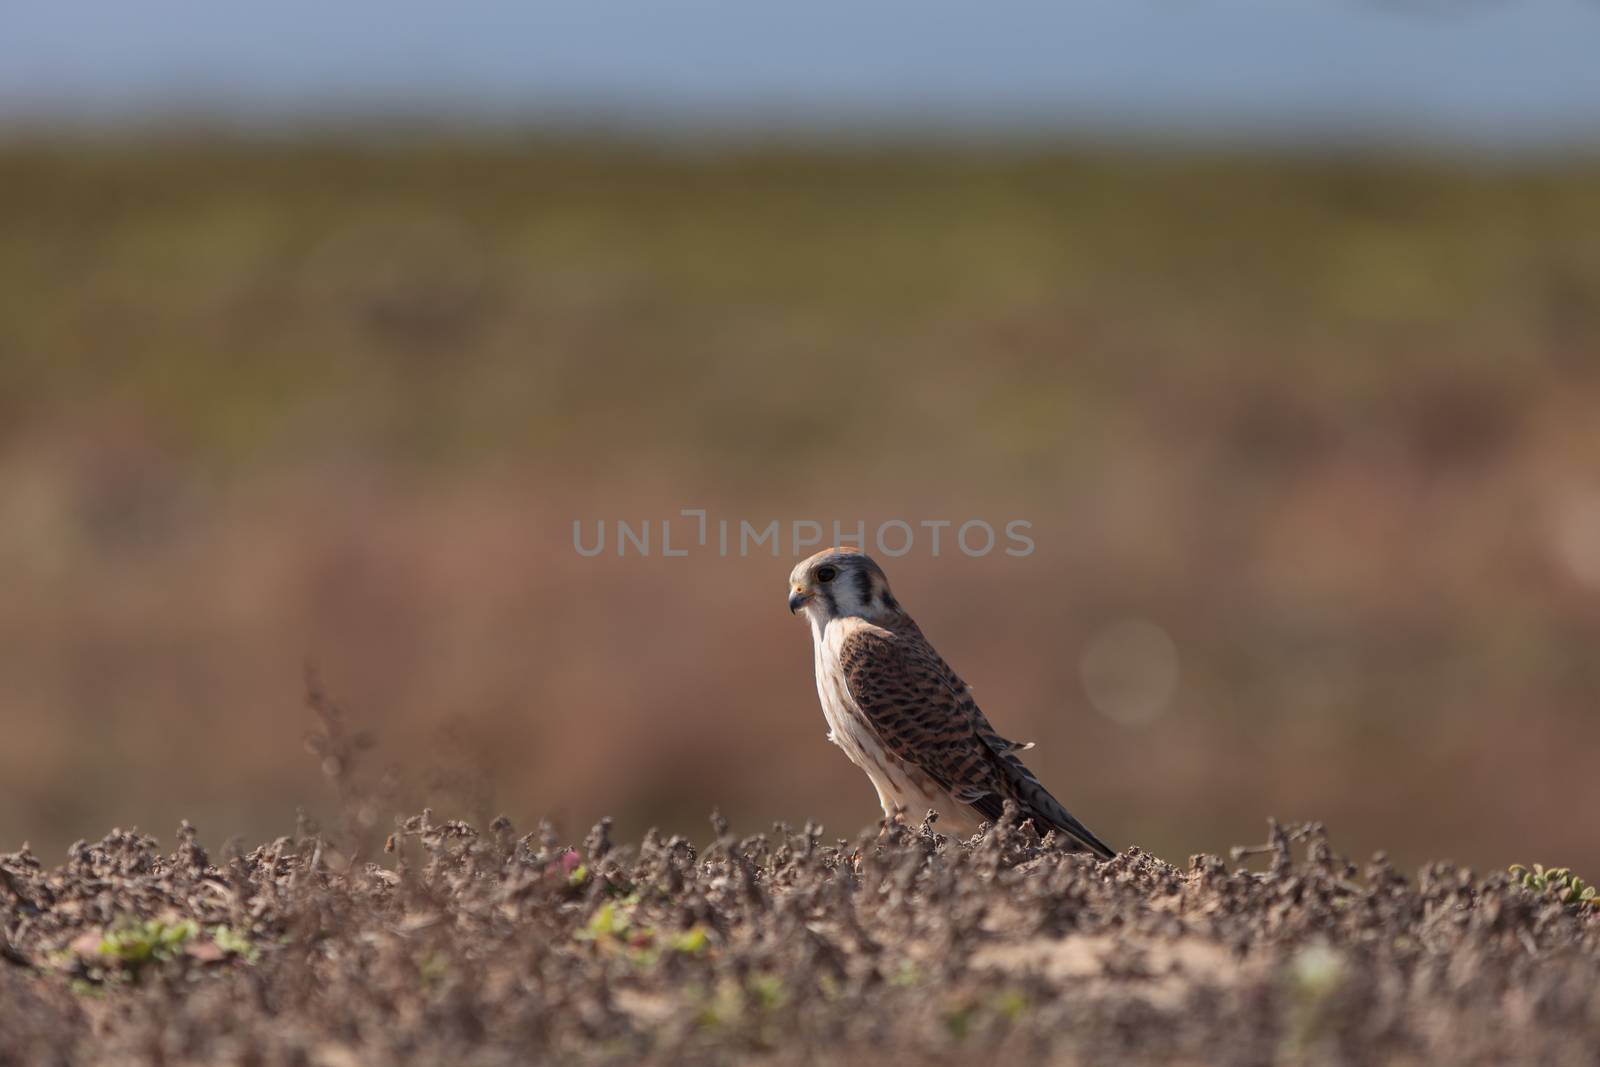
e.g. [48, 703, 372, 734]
[98, 918, 199, 967]
[1508, 864, 1599, 909]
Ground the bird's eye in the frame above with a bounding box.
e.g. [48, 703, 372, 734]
[815, 566, 838, 584]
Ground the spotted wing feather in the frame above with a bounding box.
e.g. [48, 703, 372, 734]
[838, 627, 1115, 860]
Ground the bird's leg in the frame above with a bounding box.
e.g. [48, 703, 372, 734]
[876, 806, 911, 841]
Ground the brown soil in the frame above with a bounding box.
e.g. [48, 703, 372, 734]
[2, 813, 1596, 1066]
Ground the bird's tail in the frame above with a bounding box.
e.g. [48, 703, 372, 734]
[1009, 773, 1116, 860]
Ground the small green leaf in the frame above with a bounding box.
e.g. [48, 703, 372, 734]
[669, 926, 709, 955]
[747, 974, 786, 1010]
[210, 925, 260, 963]
[579, 902, 619, 940]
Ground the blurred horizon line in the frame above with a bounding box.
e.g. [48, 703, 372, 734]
[5, 110, 1600, 163]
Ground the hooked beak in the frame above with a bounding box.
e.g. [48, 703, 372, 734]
[788, 589, 812, 614]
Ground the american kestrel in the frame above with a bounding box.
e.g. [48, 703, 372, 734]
[787, 546, 1115, 858]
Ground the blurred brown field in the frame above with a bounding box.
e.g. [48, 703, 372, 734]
[2, 138, 1599, 874]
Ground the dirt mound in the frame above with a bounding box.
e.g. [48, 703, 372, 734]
[2, 813, 1596, 1065]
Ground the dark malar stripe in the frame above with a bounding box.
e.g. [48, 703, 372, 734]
[855, 568, 874, 611]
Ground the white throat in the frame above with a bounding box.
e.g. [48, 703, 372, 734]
[802, 602, 833, 645]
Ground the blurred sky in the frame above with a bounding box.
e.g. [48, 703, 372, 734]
[5, 0, 1600, 148]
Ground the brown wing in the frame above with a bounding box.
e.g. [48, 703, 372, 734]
[838, 626, 1115, 859]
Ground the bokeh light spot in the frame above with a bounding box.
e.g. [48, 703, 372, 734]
[1079, 620, 1180, 727]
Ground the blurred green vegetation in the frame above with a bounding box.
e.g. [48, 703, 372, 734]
[4, 140, 1597, 482]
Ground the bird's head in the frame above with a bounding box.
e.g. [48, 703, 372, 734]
[787, 547, 903, 627]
